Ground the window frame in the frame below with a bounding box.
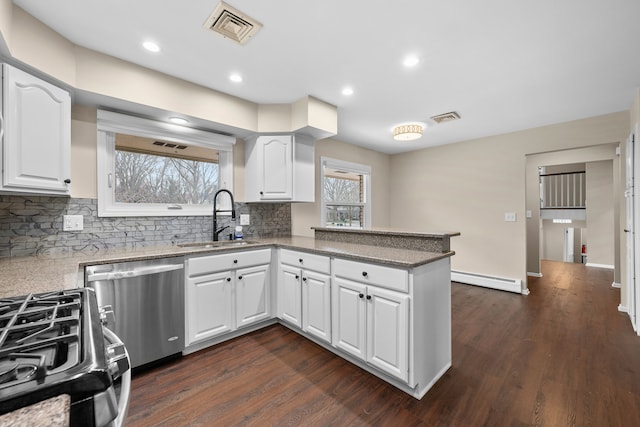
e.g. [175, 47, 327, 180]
[320, 157, 371, 229]
[96, 110, 235, 217]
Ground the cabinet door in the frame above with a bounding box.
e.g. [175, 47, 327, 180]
[2, 64, 71, 194]
[366, 286, 409, 382]
[258, 135, 292, 200]
[236, 264, 271, 328]
[186, 270, 233, 345]
[278, 264, 302, 327]
[302, 269, 331, 343]
[332, 277, 366, 360]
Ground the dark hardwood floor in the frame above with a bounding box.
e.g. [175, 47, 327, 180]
[125, 260, 640, 426]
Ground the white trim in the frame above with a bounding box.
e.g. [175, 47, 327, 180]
[527, 272, 543, 278]
[521, 288, 530, 295]
[97, 110, 235, 148]
[96, 111, 234, 217]
[612, 282, 621, 288]
[585, 263, 615, 269]
[618, 304, 628, 313]
[451, 271, 522, 294]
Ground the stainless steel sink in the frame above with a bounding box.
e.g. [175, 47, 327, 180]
[178, 240, 255, 249]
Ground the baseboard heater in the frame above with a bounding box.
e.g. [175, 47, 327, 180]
[451, 270, 522, 294]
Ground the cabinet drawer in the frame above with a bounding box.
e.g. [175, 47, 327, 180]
[332, 258, 408, 292]
[280, 249, 330, 274]
[188, 249, 271, 276]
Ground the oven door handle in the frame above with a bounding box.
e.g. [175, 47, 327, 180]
[103, 327, 131, 427]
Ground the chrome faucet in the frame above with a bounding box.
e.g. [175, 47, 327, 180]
[212, 189, 236, 241]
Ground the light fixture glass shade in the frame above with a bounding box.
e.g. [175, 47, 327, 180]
[393, 124, 423, 141]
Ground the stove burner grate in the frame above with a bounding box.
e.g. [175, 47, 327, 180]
[0, 291, 81, 389]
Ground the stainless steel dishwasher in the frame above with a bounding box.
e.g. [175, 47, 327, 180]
[85, 257, 185, 369]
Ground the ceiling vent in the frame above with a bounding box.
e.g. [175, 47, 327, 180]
[153, 141, 187, 149]
[204, 1, 262, 45]
[430, 111, 461, 124]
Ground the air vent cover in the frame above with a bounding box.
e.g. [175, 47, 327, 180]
[430, 111, 461, 124]
[204, 1, 262, 45]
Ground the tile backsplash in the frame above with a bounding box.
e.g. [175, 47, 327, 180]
[0, 196, 291, 258]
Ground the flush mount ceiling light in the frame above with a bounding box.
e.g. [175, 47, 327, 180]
[393, 124, 423, 141]
[342, 86, 354, 96]
[229, 73, 243, 83]
[142, 40, 161, 53]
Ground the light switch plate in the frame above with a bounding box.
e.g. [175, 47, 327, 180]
[240, 214, 250, 225]
[504, 212, 517, 222]
[63, 215, 83, 231]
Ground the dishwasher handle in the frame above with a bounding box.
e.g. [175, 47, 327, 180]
[86, 263, 184, 282]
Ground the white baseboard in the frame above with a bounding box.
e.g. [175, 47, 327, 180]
[618, 304, 628, 313]
[527, 272, 543, 278]
[451, 270, 522, 294]
[612, 282, 621, 288]
[585, 262, 615, 269]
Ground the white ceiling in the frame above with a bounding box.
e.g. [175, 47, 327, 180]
[13, 0, 640, 154]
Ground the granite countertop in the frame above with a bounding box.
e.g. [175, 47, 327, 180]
[0, 394, 69, 427]
[311, 226, 461, 238]
[0, 236, 454, 298]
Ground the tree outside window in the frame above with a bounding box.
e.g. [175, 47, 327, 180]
[115, 150, 218, 204]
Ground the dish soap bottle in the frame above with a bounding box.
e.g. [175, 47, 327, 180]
[234, 225, 243, 240]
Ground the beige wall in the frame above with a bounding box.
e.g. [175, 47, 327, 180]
[542, 221, 586, 262]
[390, 112, 628, 289]
[70, 106, 98, 198]
[291, 138, 391, 237]
[586, 160, 615, 267]
[0, 0, 12, 55]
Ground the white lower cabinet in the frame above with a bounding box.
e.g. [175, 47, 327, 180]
[185, 249, 271, 346]
[301, 269, 332, 343]
[278, 249, 331, 343]
[332, 276, 409, 382]
[236, 264, 271, 328]
[183, 245, 451, 399]
[187, 270, 233, 344]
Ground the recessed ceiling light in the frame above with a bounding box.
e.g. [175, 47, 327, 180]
[229, 73, 243, 83]
[342, 87, 354, 96]
[403, 55, 419, 68]
[142, 41, 161, 53]
[169, 117, 189, 125]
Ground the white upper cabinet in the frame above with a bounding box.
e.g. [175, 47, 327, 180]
[1, 64, 71, 195]
[244, 134, 314, 202]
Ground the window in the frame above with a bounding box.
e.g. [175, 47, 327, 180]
[321, 157, 371, 228]
[97, 110, 235, 217]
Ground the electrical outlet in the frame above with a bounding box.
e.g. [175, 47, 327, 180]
[63, 215, 83, 231]
[504, 212, 517, 222]
[240, 214, 250, 225]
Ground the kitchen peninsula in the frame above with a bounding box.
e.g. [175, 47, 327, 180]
[0, 228, 457, 399]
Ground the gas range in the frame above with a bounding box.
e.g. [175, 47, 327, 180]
[0, 288, 130, 426]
